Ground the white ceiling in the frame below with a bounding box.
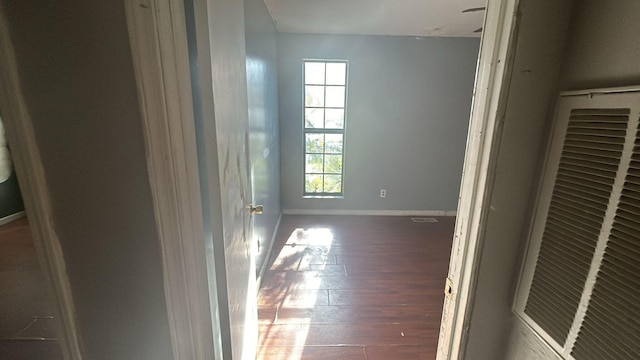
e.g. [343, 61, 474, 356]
[263, 0, 487, 37]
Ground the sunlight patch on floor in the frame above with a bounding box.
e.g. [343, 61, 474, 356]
[259, 227, 334, 360]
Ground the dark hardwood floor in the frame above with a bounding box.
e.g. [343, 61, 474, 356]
[257, 215, 455, 360]
[0, 217, 63, 359]
[1, 215, 454, 359]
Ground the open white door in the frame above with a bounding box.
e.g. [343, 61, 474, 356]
[190, 0, 258, 358]
[126, 0, 257, 359]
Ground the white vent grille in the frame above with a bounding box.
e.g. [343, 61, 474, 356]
[524, 108, 628, 344]
[571, 126, 640, 360]
[516, 88, 640, 360]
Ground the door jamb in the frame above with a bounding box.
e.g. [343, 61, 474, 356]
[0, 5, 82, 359]
[437, 0, 520, 358]
[124, 0, 219, 359]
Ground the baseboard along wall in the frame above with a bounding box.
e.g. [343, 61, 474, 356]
[256, 213, 282, 291]
[0, 211, 25, 226]
[282, 209, 457, 217]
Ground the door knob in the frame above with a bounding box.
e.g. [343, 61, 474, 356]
[250, 204, 263, 215]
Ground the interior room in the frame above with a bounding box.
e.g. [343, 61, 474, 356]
[0, 0, 638, 359]
[245, 0, 480, 358]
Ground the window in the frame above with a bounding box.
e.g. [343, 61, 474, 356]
[303, 60, 347, 196]
[515, 88, 640, 360]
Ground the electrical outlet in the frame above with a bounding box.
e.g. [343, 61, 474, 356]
[380, 189, 386, 198]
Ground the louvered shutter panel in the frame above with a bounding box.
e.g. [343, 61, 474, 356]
[571, 124, 640, 360]
[516, 88, 640, 359]
[524, 108, 629, 345]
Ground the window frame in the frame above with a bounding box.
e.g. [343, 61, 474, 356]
[302, 59, 348, 197]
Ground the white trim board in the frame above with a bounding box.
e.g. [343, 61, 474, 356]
[125, 0, 217, 358]
[436, 0, 521, 359]
[0, 210, 25, 226]
[283, 209, 457, 216]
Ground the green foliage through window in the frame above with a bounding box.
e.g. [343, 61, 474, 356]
[303, 60, 347, 195]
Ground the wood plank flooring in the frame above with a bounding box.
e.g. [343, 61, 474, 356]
[0, 217, 63, 359]
[257, 215, 455, 360]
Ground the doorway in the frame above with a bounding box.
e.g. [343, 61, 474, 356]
[243, 0, 485, 359]
[0, 0, 516, 358]
[0, 117, 63, 358]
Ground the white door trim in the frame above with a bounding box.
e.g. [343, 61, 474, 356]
[437, 0, 520, 358]
[0, 5, 82, 359]
[125, 0, 217, 358]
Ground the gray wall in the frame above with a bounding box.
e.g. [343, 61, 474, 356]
[2, 1, 173, 359]
[278, 34, 479, 213]
[504, 0, 640, 358]
[244, 0, 281, 280]
[0, 116, 24, 218]
[0, 172, 24, 219]
[559, 0, 640, 91]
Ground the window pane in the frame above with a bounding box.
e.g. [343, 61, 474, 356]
[324, 175, 342, 193]
[305, 85, 324, 107]
[305, 108, 324, 128]
[302, 61, 346, 196]
[305, 62, 325, 84]
[325, 86, 345, 107]
[324, 154, 342, 174]
[305, 174, 323, 193]
[306, 154, 324, 173]
[325, 109, 344, 129]
[305, 134, 324, 153]
[324, 134, 343, 153]
[326, 63, 346, 85]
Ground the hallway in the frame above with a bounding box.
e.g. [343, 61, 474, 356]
[257, 215, 454, 359]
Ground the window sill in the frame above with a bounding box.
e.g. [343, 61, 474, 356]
[303, 195, 344, 199]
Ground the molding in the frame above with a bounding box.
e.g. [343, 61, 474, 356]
[256, 212, 282, 290]
[436, 0, 521, 359]
[125, 0, 215, 359]
[0, 5, 82, 359]
[0, 210, 25, 226]
[283, 209, 457, 217]
[561, 85, 640, 97]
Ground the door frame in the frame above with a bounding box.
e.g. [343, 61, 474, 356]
[124, 0, 222, 359]
[437, 0, 521, 358]
[0, 4, 82, 359]
[1, 0, 523, 358]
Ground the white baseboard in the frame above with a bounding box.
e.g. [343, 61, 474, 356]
[0, 211, 25, 226]
[256, 212, 282, 290]
[282, 209, 457, 217]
